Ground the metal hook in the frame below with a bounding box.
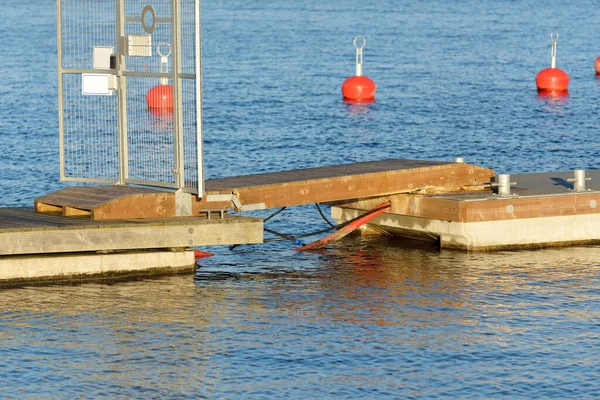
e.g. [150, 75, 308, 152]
[550, 31, 559, 42]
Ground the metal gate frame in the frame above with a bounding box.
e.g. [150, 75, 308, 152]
[56, 0, 204, 196]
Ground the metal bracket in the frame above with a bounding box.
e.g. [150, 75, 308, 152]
[205, 193, 266, 212]
[200, 209, 226, 219]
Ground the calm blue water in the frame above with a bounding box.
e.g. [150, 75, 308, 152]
[2, 0, 600, 398]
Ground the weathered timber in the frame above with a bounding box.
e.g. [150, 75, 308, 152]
[34, 159, 494, 220]
[199, 159, 494, 211]
[338, 170, 600, 222]
[35, 186, 176, 220]
[0, 207, 263, 256]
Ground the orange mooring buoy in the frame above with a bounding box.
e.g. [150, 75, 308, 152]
[147, 43, 174, 110]
[594, 56, 600, 76]
[536, 31, 569, 94]
[342, 35, 376, 102]
[147, 84, 173, 109]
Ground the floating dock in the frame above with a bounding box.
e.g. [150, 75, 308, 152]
[2, 159, 490, 284]
[0, 206, 262, 284]
[3, 159, 600, 285]
[333, 169, 600, 251]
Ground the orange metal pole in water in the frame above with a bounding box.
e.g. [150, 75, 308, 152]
[296, 201, 391, 251]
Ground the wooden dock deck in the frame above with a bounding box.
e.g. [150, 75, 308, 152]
[334, 170, 600, 251]
[34, 159, 494, 219]
[5, 158, 492, 283]
[10, 158, 600, 282]
[0, 207, 262, 284]
[0, 207, 262, 256]
[201, 158, 493, 212]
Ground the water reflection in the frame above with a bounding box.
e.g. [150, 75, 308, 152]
[194, 237, 600, 332]
[536, 91, 570, 111]
[343, 99, 375, 117]
[2, 239, 600, 397]
[148, 108, 174, 130]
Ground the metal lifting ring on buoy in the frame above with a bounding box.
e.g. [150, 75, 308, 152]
[353, 35, 366, 77]
[354, 35, 366, 51]
[157, 42, 172, 58]
[157, 43, 172, 84]
[550, 31, 559, 69]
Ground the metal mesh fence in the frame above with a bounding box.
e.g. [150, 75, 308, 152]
[180, 0, 198, 75]
[125, 76, 177, 186]
[60, 0, 116, 70]
[61, 73, 119, 182]
[182, 77, 199, 190]
[58, 0, 202, 193]
[125, 0, 172, 74]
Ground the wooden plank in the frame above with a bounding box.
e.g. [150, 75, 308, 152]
[205, 159, 451, 190]
[230, 163, 493, 209]
[92, 192, 176, 220]
[462, 193, 600, 222]
[0, 216, 263, 255]
[339, 194, 463, 222]
[35, 202, 63, 213]
[34, 193, 103, 210]
[0, 207, 227, 231]
[34, 186, 169, 210]
[63, 207, 92, 217]
[339, 192, 600, 223]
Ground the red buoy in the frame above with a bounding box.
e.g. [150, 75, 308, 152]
[194, 249, 214, 259]
[536, 31, 569, 94]
[342, 35, 376, 102]
[147, 43, 174, 110]
[594, 56, 600, 75]
[146, 84, 173, 110]
[342, 75, 376, 101]
[536, 68, 569, 94]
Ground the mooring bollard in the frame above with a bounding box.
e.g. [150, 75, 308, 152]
[492, 174, 517, 197]
[567, 169, 591, 192]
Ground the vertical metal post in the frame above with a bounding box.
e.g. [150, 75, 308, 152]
[56, 0, 65, 180]
[195, 0, 204, 197]
[573, 170, 586, 192]
[169, 0, 184, 190]
[497, 174, 512, 197]
[354, 35, 365, 77]
[550, 31, 558, 69]
[170, 0, 184, 190]
[116, 0, 128, 185]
